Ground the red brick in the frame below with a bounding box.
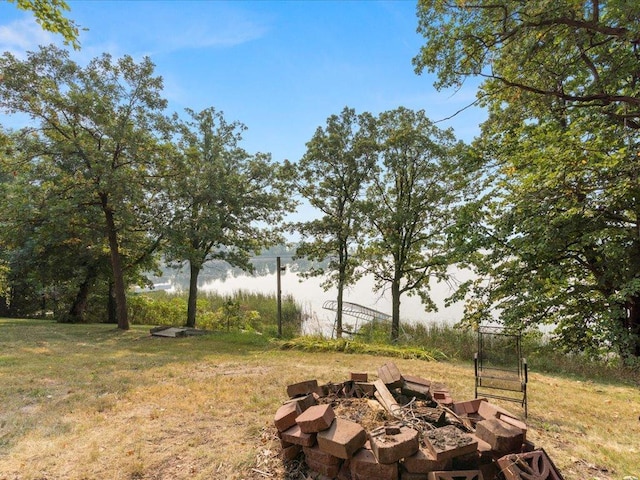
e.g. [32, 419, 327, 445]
[306, 455, 343, 478]
[279, 439, 293, 448]
[287, 379, 319, 398]
[479, 461, 499, 480]
[284, 392, 317, 412]
[280, 424, 317, 447]
[402, 375, 432, 400]
[477, 401, 515, 421]
[350, 447, 399, 480]
[432, 389, 453, 406]
[355, 382, 376, 397]
[281, 444, 301, 461]
[402, 448, 450, 473]
[296, 404, 336, 433]
[274, 401, 300, 432]
[303, 445, 342, 465]
[473, 435, 491, 454]
[475, 418, 524, 456]
[423, 426, 478, 462]
[317, 418, 367, 459]
[351, 372, 368, 382]
[315, 384, 330, 397]
[427, 470, 484, 480]
[452, 398, 487, 417]
[451, 451, 480, 470]
[402, 374, 432, 388]
[337, 459, 352, 480]
[369, 426, 419, 464]
[498, 413, 527, 439]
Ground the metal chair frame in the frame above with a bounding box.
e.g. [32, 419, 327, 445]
[474, 326, 528, 417]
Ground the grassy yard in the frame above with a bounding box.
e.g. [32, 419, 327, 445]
[0, 319, 638, 480]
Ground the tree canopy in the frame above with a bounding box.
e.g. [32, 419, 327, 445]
[414, 0, 640, 130]
[414, 0, 640, 362]
[295, 106, 477, 341]
[360, 107, 472, 340]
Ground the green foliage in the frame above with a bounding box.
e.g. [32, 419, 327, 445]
[0, 261, 8, 300]
[127, 294, 187, 327]
[359, 107, 477, 340]
[413, 0, 640, 130]
[9, 0, 82, 49]
[161, 107, 297, 328]
[0, 46, 171, 328]
[125, 290, 302, 338]
[414, 0, 640, 362]
[295, 106, 480, 342]
[293, 107, 377, 337]
[196, 300, 261, 332]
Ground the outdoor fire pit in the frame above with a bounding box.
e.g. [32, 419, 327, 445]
[272, 362, 564, 480]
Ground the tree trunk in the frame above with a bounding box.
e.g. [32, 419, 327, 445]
[624, 296, 640, 361]
[335, 265, 346, 338]
[107, 281, 117, 324]
[391, 278, 401, 341]
[101, 194, 129, 330]
[0, 296, 8, 317]
[186, 261, 201, 328]
[67, 264, 97, 323]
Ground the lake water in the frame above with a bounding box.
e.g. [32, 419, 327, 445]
[197, 267, 471, 336]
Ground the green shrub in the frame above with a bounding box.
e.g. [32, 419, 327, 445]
[127, 293, 186, 326]
[276, 336, 446, 361]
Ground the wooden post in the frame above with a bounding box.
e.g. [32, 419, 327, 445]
[277, 256, 282, 337]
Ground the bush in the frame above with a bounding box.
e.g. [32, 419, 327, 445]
[127, 293, 187, 326]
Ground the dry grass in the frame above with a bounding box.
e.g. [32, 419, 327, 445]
[0, 319, 638, 480]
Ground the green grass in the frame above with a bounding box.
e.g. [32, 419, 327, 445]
[0, 318, 638, 480]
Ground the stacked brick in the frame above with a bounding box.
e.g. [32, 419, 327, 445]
[273, 363, 564, 480]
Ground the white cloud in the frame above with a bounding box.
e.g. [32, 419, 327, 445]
[0, 17, 57, 56]
[150, 12, 269, 54]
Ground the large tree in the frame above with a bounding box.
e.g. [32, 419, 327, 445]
[0, 45, 170, 329]
[293, 107, 377, 337]
[163, 107, 296, 328]
[360, 107, 472, 341]
[414, 0, 640, 361]
[464, 109, 640, 361]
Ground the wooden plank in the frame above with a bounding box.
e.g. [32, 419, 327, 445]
[373, 379, 401, 417]
[150, 327, 186, 338]
[402, 380, 432, 399]
[377, 362, 403, 389]
[403, 374, 431, 387]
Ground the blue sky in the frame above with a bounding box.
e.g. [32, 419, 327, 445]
[0, 0, 486, 165]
